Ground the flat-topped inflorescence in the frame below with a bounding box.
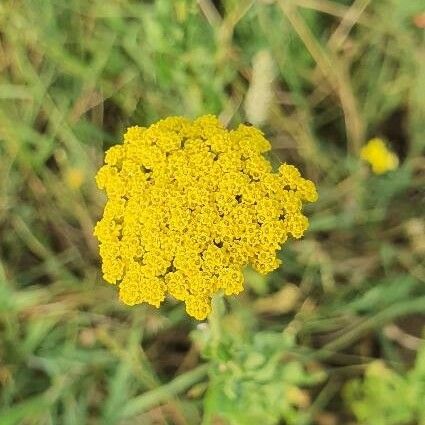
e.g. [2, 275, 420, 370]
[94, 115, 317, 319]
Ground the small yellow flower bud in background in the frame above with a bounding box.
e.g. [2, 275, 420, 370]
[65, 167, 85, 190]
[287, 386, 311, 409]
[360, 138, 399, 175]
[94, 115, 317, 320]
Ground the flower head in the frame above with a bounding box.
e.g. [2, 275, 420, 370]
[360, 138, 398, 174]
[94, 115, 317, 319]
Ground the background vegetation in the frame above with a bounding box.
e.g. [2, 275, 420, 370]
[0, 0, 424, 424]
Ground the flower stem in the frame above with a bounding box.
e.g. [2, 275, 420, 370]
[208, 293, 225, 347]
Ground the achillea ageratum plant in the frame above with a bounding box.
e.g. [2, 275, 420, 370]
[94, 115, 317, 319]
[360, 137, 399, 174]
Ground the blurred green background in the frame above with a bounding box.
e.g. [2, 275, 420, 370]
[0, 0, 424, 424]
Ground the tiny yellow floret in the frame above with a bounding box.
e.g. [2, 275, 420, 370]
[360, 138, 398, 175]
[94, 115, 317, 320]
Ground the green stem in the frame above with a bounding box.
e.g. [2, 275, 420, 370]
[315, 296, 425, 359]
[121, 364, 209, 418]
[208, 293, 225, 351]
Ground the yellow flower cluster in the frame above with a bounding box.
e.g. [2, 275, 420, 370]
[360, 138, 398, 174]
[94, 115, 317, 319]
